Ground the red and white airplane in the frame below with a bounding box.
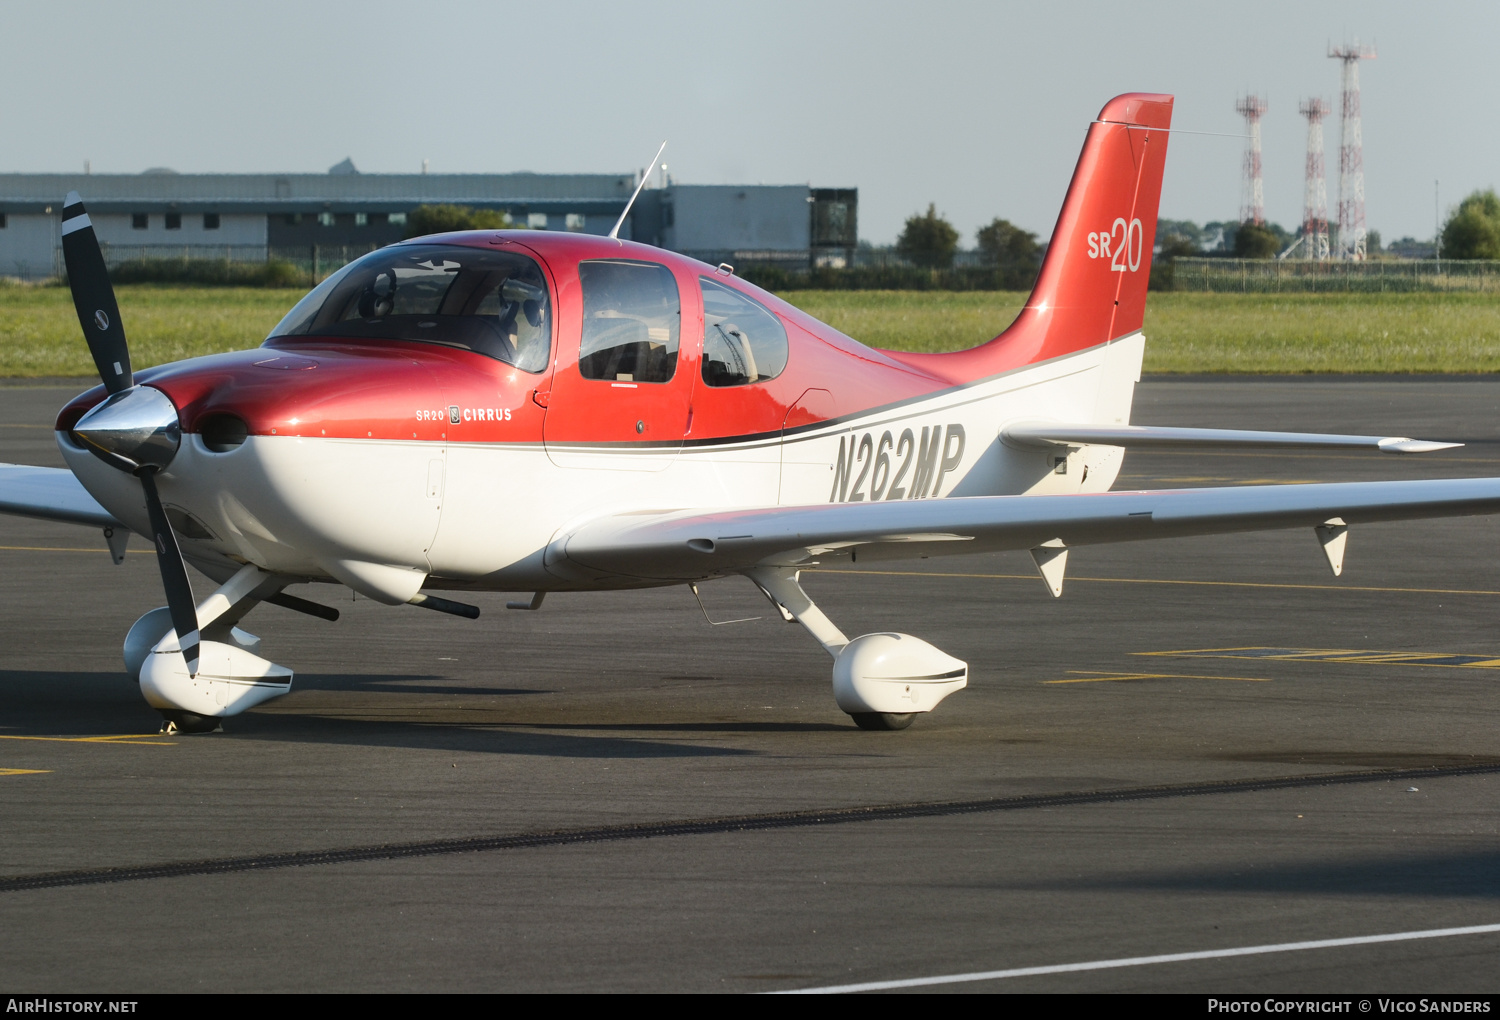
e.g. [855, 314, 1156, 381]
[4, 92, 1498, 734]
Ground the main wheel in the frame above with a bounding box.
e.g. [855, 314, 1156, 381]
[850, 712, 915, 731]
[159, 710, 223, 735]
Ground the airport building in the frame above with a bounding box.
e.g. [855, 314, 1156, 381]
[0, 162, 856, 279]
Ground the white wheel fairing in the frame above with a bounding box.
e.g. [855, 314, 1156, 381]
[123, 607, 173, 679]
[833, 633, 968, 715]
[139, 636, 291, 718]
[126, 608, 265, 681]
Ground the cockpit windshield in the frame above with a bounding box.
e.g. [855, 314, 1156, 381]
[266, 244, 551, 372]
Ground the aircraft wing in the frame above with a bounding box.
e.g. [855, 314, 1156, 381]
[0, 463, 120, 528]
[556, 477, 1500, 582]
[1001, 423, 1460, 454]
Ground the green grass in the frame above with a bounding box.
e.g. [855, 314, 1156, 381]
[781, 291, 1500, 373]
[0, 283, 303, 377]
[3, 284, 1499, 377]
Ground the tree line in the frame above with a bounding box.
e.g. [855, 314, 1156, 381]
[403, 191, 1500, 267]
[894, 204, 1041, 288]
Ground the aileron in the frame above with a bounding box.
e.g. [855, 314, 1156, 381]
[1002, 422, 1461, 455]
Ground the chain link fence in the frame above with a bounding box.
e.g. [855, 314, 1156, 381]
[1166, 258, 1500, 293]
[43, 243, 387, 284]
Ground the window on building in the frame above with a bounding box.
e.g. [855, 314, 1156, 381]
[370, 212, 389, 225]
[132, 213, 148, 229]
[0, 213, 7, 229]
[355, 213, 368, 227]
[389, 212, 407, 226]
[528, 213, 548, 229]
[165, 213, 181, 230]
[318, 212, 335, 227]
[699, 277, 789, 387]
[577, 260, 680, 384]
[285, 213, 302, 226]
[203, 213, 220, 230]
[565, 213, 586, 232]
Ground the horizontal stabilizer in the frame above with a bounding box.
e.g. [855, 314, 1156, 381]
[1002, 423, 1461, 455]
[0, 463, 120, 527]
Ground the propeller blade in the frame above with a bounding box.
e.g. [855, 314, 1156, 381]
[60, 192, 132, 394]
[139, 471, 200, 676]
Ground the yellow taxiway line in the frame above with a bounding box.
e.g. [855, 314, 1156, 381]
[0, 545, 150, 555]
[1044, 670, 1271, 684]
[0, 768, 51, 776]
[1138, 646, 1500, 671]
[0, 734, 175, 746]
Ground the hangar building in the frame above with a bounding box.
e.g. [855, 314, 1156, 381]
[0, 162, 856, 279]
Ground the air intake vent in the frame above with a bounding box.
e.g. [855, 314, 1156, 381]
[199, 414, 248, 452]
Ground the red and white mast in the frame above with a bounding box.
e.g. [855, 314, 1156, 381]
[1329, 41, 1376, 260]
[1236, 94, 1268, 227]
[1299, 98, 1330, 260]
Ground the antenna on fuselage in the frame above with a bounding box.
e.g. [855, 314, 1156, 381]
[608, 140, 666, 240]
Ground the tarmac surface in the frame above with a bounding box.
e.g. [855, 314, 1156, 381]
[2, 378, 1500, 993]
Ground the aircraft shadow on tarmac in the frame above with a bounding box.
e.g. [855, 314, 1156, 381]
[505, 721, 851, 734]
[235, 711, 765, 759]
[310, 673, 550, 698]
[0, 670, 769, 758]
[1008, 847, 1500, 900]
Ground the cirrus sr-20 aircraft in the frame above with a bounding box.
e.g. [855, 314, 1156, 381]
[4, 92, 1498, 734]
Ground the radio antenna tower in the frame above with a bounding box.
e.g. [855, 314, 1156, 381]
[1299, 98, 1330, 260]
[1329, 40, 1376, 259]
[1236, 94, 1268, 226]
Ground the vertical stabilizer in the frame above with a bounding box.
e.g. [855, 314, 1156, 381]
[887, 93, 1173, 382]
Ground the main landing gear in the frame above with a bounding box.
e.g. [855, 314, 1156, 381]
[745, 567, 968, 731]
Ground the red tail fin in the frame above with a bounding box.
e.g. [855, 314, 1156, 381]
[889, 93, 1173, 381]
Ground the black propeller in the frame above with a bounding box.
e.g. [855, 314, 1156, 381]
[60, 193, 132, 393]
[63, 192, 200, 675]
[139, 472, 201, 673]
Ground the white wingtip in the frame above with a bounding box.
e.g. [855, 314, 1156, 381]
[64, 190, 82, 206]
[1378, 438, 1464, 454]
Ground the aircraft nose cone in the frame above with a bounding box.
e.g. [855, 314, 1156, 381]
[73, 385, 181, 473]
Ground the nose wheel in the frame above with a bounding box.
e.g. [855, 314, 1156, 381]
[159, 710, 223, 735]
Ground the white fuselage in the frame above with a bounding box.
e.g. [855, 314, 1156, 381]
[58, 335, 1144, 601]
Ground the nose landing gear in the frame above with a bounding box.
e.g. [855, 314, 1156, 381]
[124, 564, 303, 731]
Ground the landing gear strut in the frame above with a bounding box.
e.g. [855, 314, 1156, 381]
[745, 567, 968, 730]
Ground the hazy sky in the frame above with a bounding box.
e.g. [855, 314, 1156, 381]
[3, 1, 1494, 245]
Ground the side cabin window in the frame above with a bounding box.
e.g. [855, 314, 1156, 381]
[578, 260, 680, 383]
[700, 277, 788, 387]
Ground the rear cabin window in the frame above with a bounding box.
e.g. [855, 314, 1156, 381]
[265, 244, 552, 372]
[577, 260, 680, 383]
[699, 277, 789, 387]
